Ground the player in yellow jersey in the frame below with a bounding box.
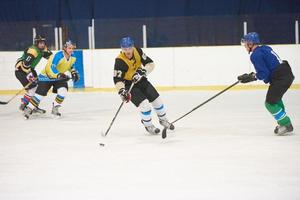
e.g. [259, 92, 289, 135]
[23, 40, 79, 119]
[113, 37, 174, 134]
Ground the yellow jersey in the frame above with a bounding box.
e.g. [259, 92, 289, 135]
[113, 47, 153, 84]
[39, 51, 76, 81]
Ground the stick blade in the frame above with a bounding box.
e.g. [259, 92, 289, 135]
[0, 101, 8, 105]
[101, 131, 107, 137]
[162, 128, 167, 139]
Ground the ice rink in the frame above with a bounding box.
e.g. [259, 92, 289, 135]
[1, 89, 300, 200]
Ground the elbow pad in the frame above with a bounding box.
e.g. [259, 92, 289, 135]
[115, 81, 125, 91]
[143, 62, 155, 75]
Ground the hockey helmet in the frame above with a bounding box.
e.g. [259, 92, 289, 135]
[63, 39, 76, 48]
[120, 37, 134, 48]
[34, 35, 46, 45]
[241, 32, 260, 44]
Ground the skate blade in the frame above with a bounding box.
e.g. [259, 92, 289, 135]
[32, 110, 46, 114]
[32, 111, 46, 115]
[147, 130, 160, 135]
[52, 114, 62, 119]
[276, 131, 294, 136]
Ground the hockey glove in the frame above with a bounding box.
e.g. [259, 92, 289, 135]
[118, 88, 131, 103]
[57, 73, 70, 81]
[132, 68, 147, 83]
[43, 47, 53, 59]
[26, 69, 38, 83]
[237, 72, 257, 83]
[71, 69, 80, 82]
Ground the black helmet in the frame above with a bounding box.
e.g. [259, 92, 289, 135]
[34, 35, 46, 45]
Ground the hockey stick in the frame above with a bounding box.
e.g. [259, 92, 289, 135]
[0, 75, 71, 105]
[162, 80, 240, 139]
[0, 80, 36, 105]
[102, 82, 135, 137]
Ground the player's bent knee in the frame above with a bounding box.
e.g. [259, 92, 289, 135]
[138, 99, 151, 112]
[150, 96, 163, 107]
[57, 87, 68, 97]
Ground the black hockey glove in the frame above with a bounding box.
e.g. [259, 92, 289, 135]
[57, 73, 70, 81]
[71, 69, 80, 82]
[132, 68, 146, 83]
[43, 47, 53, 59]
[118, 88, 131, 103]
[237, 72, 257, 83]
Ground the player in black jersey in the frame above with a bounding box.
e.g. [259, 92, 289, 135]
[113, 37, 174, 134]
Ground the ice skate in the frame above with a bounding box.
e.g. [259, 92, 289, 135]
[32, 107, 46, 114]
[141, 120, 160, 134]
[52, 104, 62, 117]
[23, 106, 33, 119]
[19, 103, 26, 111]
[159, 119, 175, 130]
[274, 124, 293, 136]
[145, 124, 160, 135]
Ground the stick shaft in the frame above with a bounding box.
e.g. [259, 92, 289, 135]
[103, 82, 135, 136]
[0, 80, 35, 105]
[172, 81, 240, 124]
[103, 102, 125, 136]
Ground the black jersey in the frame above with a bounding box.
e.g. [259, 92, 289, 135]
[113, 47, 153, 84]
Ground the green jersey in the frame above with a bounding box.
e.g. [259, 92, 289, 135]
[16, 45, 52, 73]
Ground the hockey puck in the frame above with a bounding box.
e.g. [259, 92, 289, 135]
[99, 143, 105, 147]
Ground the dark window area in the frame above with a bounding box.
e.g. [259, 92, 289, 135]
[0, 0, 299, 50]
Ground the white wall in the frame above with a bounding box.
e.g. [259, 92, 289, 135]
[83, 45, 300, 88]
[0, 51, 48, 90]
[0, 45, 299, 90]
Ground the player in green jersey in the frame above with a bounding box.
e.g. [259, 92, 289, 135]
[15, 35, 52, 113]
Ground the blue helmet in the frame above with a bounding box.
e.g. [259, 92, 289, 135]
[241, 32, 260, 44]
[120, 37, 134, 48]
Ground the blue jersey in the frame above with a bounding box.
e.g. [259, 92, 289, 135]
[39, 51, 76, 82]
[250, 45, 282, 83]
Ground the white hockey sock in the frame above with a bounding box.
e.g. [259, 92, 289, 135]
[27, 86, 37, 96]
[139, 100, 153, 127]
[28, 94, 43, 109]
[151, 97, 167, 120]
[22, 86, 37, 105]
[53, 87, 67, 107]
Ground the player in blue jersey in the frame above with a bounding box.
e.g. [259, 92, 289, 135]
[23, 40, 79, 119]
[238, 32, 295, 135]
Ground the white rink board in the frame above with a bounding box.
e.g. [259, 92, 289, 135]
[83, 45, 300, 88]
[0, 45, 300, 90]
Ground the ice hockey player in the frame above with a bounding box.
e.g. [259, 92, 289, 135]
[15, 35, 52, 113]
[23, 40, 79, 119]
[238, 32, 295, 135]
[113, 37, 174, 134]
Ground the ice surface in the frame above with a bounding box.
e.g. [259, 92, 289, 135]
[0, 90, 300, 200]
